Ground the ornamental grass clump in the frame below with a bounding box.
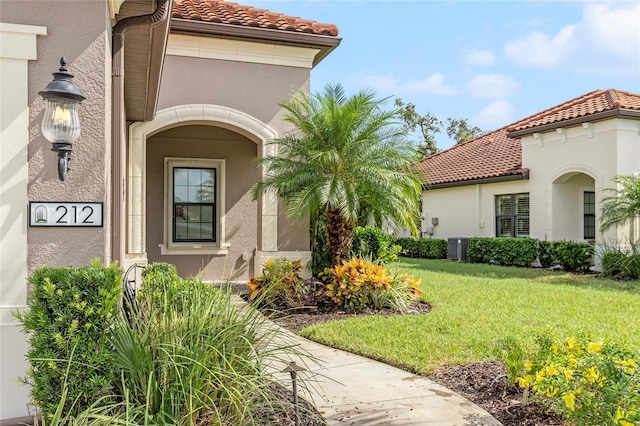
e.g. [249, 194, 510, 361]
[324, 257, 422, 311]
[109, 263, 309, 425]
[516, 332, 639, 426]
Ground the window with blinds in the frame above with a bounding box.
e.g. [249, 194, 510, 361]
[495, 193, 530, 237]
[584, 191, 595, 240]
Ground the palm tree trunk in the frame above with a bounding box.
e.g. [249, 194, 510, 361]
[326, 207, 355, 267]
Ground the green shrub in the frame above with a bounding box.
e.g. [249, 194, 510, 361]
[517, 333, 640, 425]
[602, 248, 628, 277]
[247, 258, 307, 308]
[602, 244, 640, 280]
[468, 237, 538, 267]
[395, 237, 447, 259]
[554, 241, 594, 272]
[537, 241, 559, 269]
[493, 337, 526, 385]
[14, 260, 122, 420]
[352, 226, 402, 264]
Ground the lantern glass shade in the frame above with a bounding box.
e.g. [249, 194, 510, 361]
[41, 97, 81, 144]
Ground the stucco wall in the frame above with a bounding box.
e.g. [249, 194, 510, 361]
[423, 180, 530, 241]
[521, 118, 640, 244]
[156, 53, 310, 255]
[158, 54, 310, 135]
[3, 1, 111, 271]
[423, 117, 640, 248]
[146, 125, 259, 281]
[1, 1, 110, 421]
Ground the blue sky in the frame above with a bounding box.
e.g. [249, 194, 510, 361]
[250, 0, 640, 149]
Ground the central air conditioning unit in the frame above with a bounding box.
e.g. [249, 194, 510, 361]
[447, 237, 469, 261]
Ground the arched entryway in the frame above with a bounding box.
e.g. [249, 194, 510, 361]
[126, 104, 283, 281]
[551, 171, 596, 242]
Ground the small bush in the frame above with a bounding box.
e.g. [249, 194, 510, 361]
[395, 237, 447, 259]
[247, 258, 307, 308]
[602, 245, 640, 280]
[324, 257, 422, 311]
[517, 333, 640, 425]
[537, 241, 559, 269]
[602, 248, 628, 277]
[554, 241, 594, 272]
[493, 337, 526, 385]
[14, 260, 122, 420]
[468, 237, 538, 267]
[352, 226, 402, 264]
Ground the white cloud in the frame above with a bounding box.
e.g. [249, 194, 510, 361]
[503, 2, 640, 76]
[473, 99, 516, 129]
[357, 73, 457, 96]
[582, 3, 640, 59]
[504, 25, 576, 68]
[460, 49, 496, 67]
[467, 74, 520, 99]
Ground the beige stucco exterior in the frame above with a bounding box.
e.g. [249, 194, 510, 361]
[124, 34, 313, 281]
[422, 117, 640, 266]
[1, 1, 112, 419]
[0, 2, 329, 420]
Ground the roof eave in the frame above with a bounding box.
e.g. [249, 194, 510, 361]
[423, 170, 530, 190]
[144, 14, 172, 121]
[507, 108, 640, 138]
[170, 18, 342, 67]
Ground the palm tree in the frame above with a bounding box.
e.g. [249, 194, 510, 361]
[252, 83, 421, 268]
[600, 174, 640, 233]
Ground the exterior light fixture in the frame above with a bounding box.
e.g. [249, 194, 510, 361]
[281, 361, 307, 426]
[39, 57, 85, 181]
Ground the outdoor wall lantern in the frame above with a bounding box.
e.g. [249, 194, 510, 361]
[39, 57, 85, 181]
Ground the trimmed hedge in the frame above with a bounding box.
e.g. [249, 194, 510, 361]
[554, 241, 594, 272]
[468, 237, 538, 267]
[352, 226, 401, 264]
[395, 237, 447, 259]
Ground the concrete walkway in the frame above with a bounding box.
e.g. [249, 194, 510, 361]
[266, 321, 503, 426]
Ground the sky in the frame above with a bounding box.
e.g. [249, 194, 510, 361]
[249, 0, 640, 150]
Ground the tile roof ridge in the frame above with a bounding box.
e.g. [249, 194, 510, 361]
[172, 0, 339, 36]
[421, 125, 511, 161]
[526, 89, 604, 118]
[605, 88, 640, 108]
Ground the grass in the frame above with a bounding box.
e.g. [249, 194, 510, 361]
[300, 258, 640, 374]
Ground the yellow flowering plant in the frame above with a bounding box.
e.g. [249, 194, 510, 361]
[516, 332, 639, 425]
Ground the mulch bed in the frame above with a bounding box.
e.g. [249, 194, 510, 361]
[249, 280, 564, 426]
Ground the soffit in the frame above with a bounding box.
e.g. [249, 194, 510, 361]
[114, 0, 171, 121]
[170, 0, 341, 67]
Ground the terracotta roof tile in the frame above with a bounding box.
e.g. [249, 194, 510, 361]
[417, 88, 640, 187]
[415, 127, 526, 186]
[172, 0, 339, 36]
[508, 89, 640, 132]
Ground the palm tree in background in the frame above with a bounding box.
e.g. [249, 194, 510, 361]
[600, 174, 640, 235]
[252, 83, 422, 268]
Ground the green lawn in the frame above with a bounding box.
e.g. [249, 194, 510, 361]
[300, 258, 640, 374]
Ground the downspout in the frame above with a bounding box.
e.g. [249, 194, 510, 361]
[111, 0, 170, 265]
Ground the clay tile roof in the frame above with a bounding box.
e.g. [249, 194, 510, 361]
[508, 89, 640, 132]
[417, 88, 640, 186]
[414, 127, 527, 187]
[172, 0, 339, 36]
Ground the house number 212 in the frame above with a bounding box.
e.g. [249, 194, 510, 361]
[29, 202, 103, 227]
